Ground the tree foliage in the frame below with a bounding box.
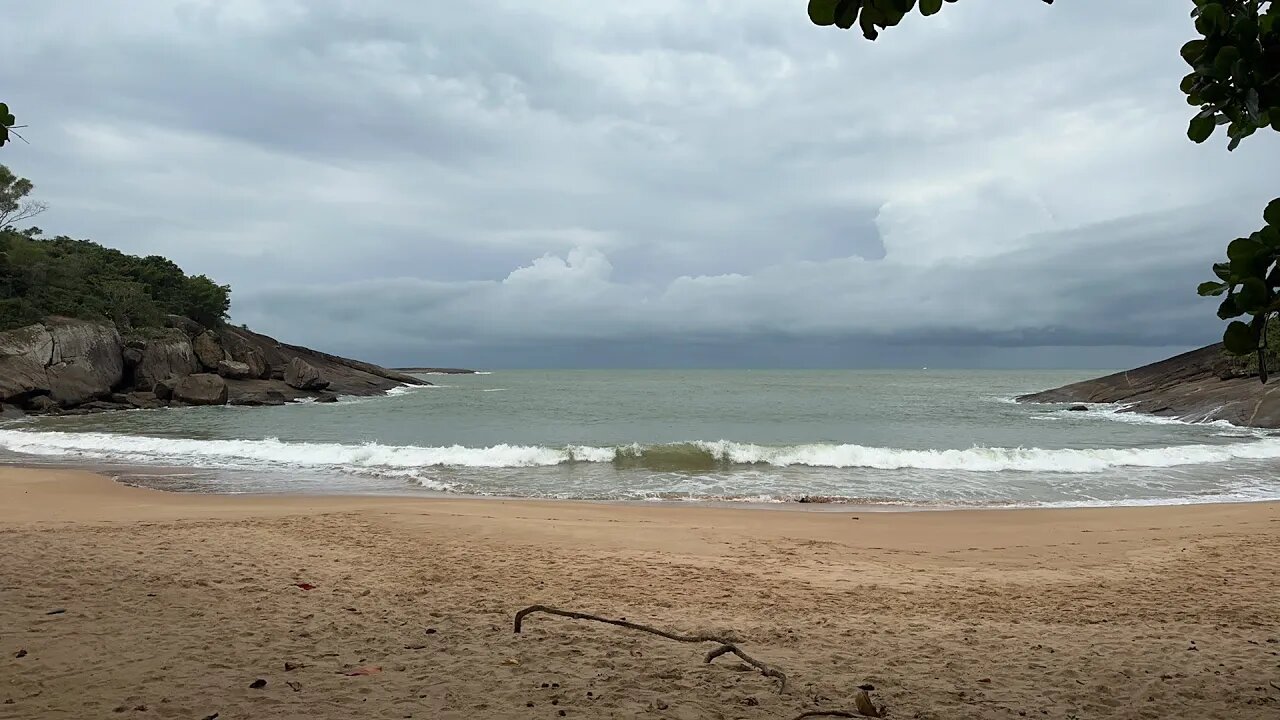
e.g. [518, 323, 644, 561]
[0, 165, 231, 331]
[807, 0, 1053, 41]
[0, 163, 47, 228]
[809, 0, 1280, 380]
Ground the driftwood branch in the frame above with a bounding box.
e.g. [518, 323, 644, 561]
[791, 712, 860, 720]
[513, 605, 787, 691]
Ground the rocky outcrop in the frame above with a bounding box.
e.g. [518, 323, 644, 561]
[393, 367, 478, 374]
[1017, 343, 1280, 428]
[135, 330, 199, 391]
[0, 315, 431, 415]
[192, 331, 226, 370]
[285, 357, 328, 391]
[124, 391, 165, 410]
[216, 360, 253, 379]
[172, 374, 228, 406]
[0, 318, 123, 409]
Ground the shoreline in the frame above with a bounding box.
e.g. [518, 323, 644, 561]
[6, 457, 1278, 513]
[4, 466, 1279, 718]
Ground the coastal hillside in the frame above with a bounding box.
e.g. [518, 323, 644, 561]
[1017, 344, 1280, 428]
[0, 181, 427, 415]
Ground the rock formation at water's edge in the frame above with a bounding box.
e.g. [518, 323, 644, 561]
[0, 316, 428, 416]
[1017, 343, 1280, 428]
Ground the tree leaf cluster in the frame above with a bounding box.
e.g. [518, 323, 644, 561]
[1198, 198, 1280, 379]
[1181, 1, 1280, 150]
[807, 0, 1053, 40]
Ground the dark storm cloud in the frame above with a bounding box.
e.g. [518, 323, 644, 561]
[2, 0, 1278, 367]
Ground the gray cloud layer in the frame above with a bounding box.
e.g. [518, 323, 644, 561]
[4, 0, 1279, 367]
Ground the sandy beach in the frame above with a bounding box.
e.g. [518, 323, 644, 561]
[2, 468, 1278, 719]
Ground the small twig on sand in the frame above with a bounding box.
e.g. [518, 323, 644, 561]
[1270, 680, 1280, 693]
[513, 604, 787, 691]
[791, 711, 860, 719]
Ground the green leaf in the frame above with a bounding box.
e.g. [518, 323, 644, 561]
[808, 0, 840, 26]
[859, 10, 879, 39]
[920, 0, 943, 16]
[1219, 294, 1243, 319]
[1237, 277, 1269, 312]
[1265, 198, 1280, 227]
[1213, 45, 1240, 76]
[1214, 261, 1233, 281]
[1260, 225, 1280, 249]
[1224, 320, 1258, 354]
[834, 0, 861, 29]
[1188, 113, 1216, 142]
[1181, 39, 1207, 65]
[1228, 237, 1263, 264]
[1198, 281, 1229, 296]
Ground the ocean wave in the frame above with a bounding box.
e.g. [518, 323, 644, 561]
[4, 430, 1280, 475]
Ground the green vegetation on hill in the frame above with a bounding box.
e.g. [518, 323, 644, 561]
[0, 165, 230, 331]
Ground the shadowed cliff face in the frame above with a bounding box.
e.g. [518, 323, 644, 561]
[1018, 344, 1280, 428]
[0, 316, 428, 415]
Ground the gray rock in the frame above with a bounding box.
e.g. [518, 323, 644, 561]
[0, 318, 124, 408]
[192, 331, 226, 371]
[1018, 343, 1280, 428]
[216, 360, 253, 379]
[79, 400, 129, 412]
[163, 314, 205, 337]
[25, 395, 59, 413]
[125, 391, 164, 410]
[1067, 405, 1089, 411]
[135, 330, 199, 391]
[285, 357, 329, 391]
[0, 403, 25, 420]
[314, 391, 340, 403]
[152, 377, 177, 401]
[228, 391, 290, 407]
[171, 374, 228, 406]
[121, 345, 144, 369]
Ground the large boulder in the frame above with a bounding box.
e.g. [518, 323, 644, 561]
[0, 323, 57, 401]
[0, 319, 123, 407]
[216, 360, 253, 379]
[285, 357, 329, 391]
[217, 330, 271, 379]
[192, 331, 227, 371]
[171, 374, 228, 406]
[135, 330, 199, 391]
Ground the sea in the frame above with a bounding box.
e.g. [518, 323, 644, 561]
[2, 369, 1279, 509]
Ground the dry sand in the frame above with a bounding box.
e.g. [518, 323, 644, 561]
[1, 467, 1279, 719]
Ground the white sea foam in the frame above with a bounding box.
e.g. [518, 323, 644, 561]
[4, 430, 1280, 475]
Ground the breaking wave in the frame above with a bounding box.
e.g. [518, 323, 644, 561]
[4, 430, 1280, 475]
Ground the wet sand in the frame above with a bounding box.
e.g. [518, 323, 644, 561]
[2, 466, 1278, 719]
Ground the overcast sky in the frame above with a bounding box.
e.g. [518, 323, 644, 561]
[4, 0, 1279, 369]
